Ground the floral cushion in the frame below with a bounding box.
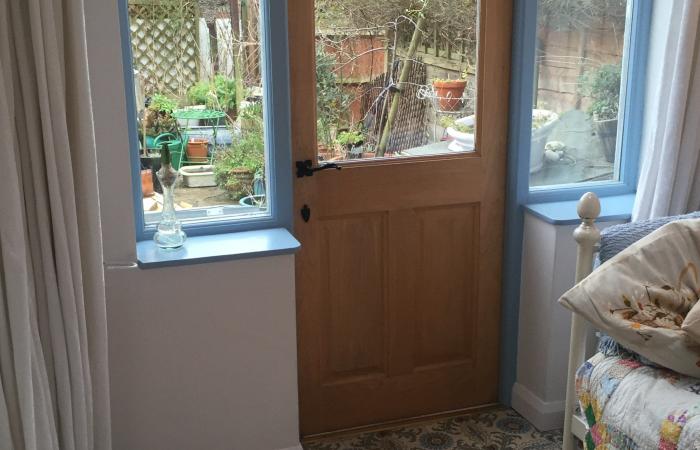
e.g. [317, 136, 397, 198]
[559, 219, 700, 378]
[683, 301, 700, 345]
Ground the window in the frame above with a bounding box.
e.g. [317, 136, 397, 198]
[512, 0, 651, 202]
[119, 0, 292, 239]
[313, 0, 479, 160]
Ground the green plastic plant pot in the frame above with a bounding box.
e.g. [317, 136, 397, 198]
[170, 149, 183, 170]
[151, 133, 184, 169]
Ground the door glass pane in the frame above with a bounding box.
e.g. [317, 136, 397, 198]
[530, 0, 629, 188]
[314, 0, 479, 161]
[127, 0, 269, 225]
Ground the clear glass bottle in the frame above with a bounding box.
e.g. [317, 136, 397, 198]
[154, 143, 186, 249]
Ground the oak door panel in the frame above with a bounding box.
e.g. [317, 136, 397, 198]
[319, 213, 388, 385]
[413, 203, 479, 370]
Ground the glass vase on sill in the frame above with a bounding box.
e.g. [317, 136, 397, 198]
[154, 143, 186, 249]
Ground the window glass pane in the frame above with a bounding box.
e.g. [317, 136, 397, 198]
[530, 0, 628, 188]
[314, 0, 479, 161]
[127, 0, 269, 225]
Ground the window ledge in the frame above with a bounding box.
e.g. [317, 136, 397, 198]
[136, 227, 300, 269]
[524, 193, 635, 225]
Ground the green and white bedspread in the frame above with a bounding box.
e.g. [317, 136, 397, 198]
[576, 353, 700, 449]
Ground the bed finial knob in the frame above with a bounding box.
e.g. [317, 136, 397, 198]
[577, 192, 601, 220]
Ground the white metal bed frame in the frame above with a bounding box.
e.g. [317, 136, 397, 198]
[562, 192, 603, 450]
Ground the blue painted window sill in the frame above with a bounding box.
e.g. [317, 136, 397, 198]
[136, 227, 300, 268]
[524, 193, 635, 225]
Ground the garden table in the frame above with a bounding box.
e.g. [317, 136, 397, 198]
[172, 108, 228, 165]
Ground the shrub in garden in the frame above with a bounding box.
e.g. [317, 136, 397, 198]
[213, 102, 265, 200]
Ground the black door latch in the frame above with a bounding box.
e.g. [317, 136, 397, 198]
[296, 160, 342, 178]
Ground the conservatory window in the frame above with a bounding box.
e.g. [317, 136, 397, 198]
[528, 0, 639, 190]
[123, 0, 287, 237]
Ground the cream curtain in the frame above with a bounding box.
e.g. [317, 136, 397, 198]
[633, 0, 700, 220]
[0, 0, 110, 448]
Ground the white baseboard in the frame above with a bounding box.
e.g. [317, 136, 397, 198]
[511, 382, 565, 431]
[276, 444, 303, 450]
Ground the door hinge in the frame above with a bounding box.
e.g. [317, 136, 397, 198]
[301, 204, 311, 222]
[296, 159, 342, 178]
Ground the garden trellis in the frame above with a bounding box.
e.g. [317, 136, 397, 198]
[128, 0, 263, 101]
[128, 0, 200, 97]
[362, 59, 429, 153]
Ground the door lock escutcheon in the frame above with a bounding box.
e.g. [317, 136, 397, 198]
[301, 204, 311, 222]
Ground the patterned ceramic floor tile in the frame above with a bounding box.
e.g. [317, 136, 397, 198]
[303, 407, 563, 450]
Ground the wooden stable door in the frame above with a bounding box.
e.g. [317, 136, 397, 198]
[290, 0, 513, 436]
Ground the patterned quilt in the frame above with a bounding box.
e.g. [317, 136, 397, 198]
[576, 353, 700, 449]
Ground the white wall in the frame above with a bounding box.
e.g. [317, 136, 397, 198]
[106, 257, 299, 450]
[83, 2, 301, 449]
[512, 213, 622, 431]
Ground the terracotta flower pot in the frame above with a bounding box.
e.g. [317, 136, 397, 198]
[140, 154, 162, 194]
[433, 79, 467, 112]
[361, 152, 376, 159]
[141, 169, 154, 197]
[187, 138, 209, 163]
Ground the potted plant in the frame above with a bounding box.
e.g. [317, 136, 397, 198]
[138, 95, 183, 194]
[446, 110, 559, 169]
[530, 109, 561, 172]
[187, 80, 211, 107]
[186, 75, 238, 123]
[140, 95, 182, 155]
[186, 138, 209, 163]
[213, 135, 263, 200]
[141, 169, 154, 197]
[433, 77, 468, 112]
[240, 102, 263, 134]
[361, 143, 377, 159]
[143, 93, 179, 135]
[213, 75, 238, 121]
[213, 104, 264, 200]
[580, 64, 621, 163]
[444, 116, 476, 151]
[183, 81, 209, 126]
[336, 129, 364, 159]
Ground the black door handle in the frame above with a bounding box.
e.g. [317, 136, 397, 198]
[296, 160, 342, 178]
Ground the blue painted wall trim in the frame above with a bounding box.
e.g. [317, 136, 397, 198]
[118, 0, 294, 242]
[117, 0, 145, 242]
[499, 0, 652, 405]
[499, 0, 537, 406]
[524, 194, 635, 225]
[136, 228, 300, 268]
